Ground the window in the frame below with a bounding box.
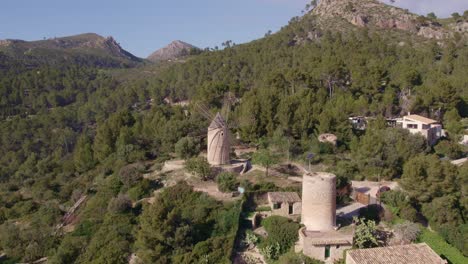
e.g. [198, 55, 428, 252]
[325, 245, 331, 259]
[407, 124, 418, 129]
[273, 203, 280, 209]
[336, 245, 340, 249]
[288, 204, 293, 214]
[422, 124, 429, 129]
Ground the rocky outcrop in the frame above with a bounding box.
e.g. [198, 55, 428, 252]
[351, 15, 368, 27]
[417, 27, 448, 40]
[311, 0, 454, 40]
[147, 40, 199, 62]
[450, 21, 468, 33]
[0, 40, 14, 47]
[100, 36, 138, 60]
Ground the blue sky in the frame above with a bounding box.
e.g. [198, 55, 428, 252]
[1, 0, 467, 58]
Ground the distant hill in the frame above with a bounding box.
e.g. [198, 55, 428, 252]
[147, 40, 199, 62]
[0, 33, 142, 68]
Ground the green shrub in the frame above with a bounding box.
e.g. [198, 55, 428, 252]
[434, 140, 463, 159]
[175, 136, 200, 159]
[136, 182, 241, 263]
[244, 230, 259, 246]
[216, 172, 238, 192]
[353, 217, 379, 249]
[49, 236, 87, 264]
[437, 224, 468, 257]
[274, 251, 324, 264]
[256, 206, 272, 212]
[259, 242, 281, 260]
[118, 164, 142, 188]
[252, 181, 278, 192]
[186, 157, 212, 180]
[399, 204, 418, 222]
[0, 208, 6, 224]
[72, 220, 98, 238]
[259, 216, 300, 260]
[8, 200, 37, 218]
[252, 149, 277, 177]
[380, 190, 417, 222]
[127, 179, 153, 201]
[107, 194, 132, 213]
[418, 228, 468, 264]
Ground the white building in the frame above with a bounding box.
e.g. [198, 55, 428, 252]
[398, 114, 442, 145]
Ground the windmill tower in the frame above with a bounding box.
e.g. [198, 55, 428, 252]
[207, 112, 230, 165]
[301, 172, 337, 231]
[296, 172, 353, 262]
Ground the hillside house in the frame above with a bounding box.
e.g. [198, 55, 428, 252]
[398, 114, 442, 145]
[267, 192, 301, 217]
[346, 243, 447, 264]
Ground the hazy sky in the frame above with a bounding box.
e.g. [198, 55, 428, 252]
[381, 0, 467, 17]
[1, 0, 467, 58]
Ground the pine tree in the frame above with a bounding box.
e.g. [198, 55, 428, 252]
[74, 133, 95, 172]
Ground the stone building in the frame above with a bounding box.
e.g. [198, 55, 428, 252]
[298, 228, 354, 262]
[346, 243, 447, 264]
[296, 172, 354, 263]
[207, 113, 230, 165]
[267, 192, 301, 217]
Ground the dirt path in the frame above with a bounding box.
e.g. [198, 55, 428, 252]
[55, 195, 87, 233]
[191, 180, 241, 202]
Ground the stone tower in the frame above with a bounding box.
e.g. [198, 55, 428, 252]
[296, 172, 353, 262]
[301, 172, 337, 231]
[207, 113, 230, 165]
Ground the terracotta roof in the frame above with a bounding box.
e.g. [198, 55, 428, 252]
[347, 243, 447, 264]
[405, 115, 438, 125]
[267, 192, 301, 203]
[301, 228, 354, 245]
[209, 112, 226, 129]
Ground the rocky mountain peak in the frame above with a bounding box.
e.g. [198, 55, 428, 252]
[147, 40, 199, 62]
[311, 0, 461, 40]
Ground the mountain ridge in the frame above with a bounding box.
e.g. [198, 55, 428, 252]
[0, 33, 141, 66]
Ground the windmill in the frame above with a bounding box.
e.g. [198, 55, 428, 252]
[195, 93, 238, 166]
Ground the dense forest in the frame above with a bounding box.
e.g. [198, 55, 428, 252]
[0, 3, 467, 263]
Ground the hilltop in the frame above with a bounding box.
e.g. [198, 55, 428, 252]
[0, 33, 141, 67]
[147, 40, 200, 62]
[302, 0, 467, 41]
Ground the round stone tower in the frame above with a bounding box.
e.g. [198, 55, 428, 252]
[207, 113, 230, 165]
[301, 172, 336, 231]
